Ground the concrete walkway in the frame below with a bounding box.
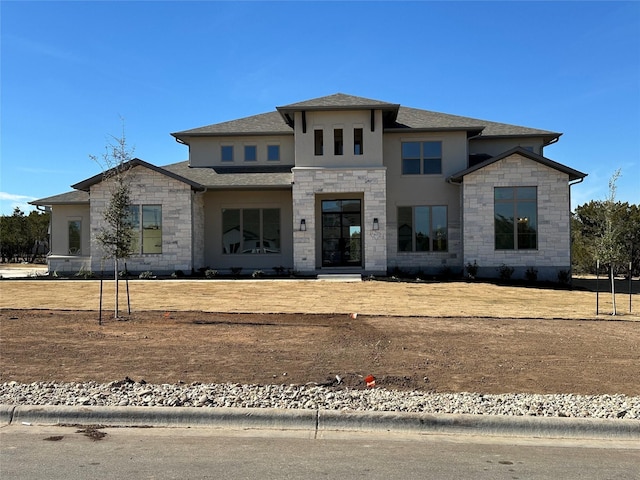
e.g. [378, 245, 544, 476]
[2, 404, 638, 441]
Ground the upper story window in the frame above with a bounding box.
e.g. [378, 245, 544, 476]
[402, 141, 442, 175]
[244, 145, 257, 162]
[398, 206, 448, 252]
[494, 187, 537, 250]
[221, 145, 234, 162]
[334, 129, 343, 155]
[354, 128, 363, 155]
[267, 145, 280, 161]
[314, 129, 323, 156]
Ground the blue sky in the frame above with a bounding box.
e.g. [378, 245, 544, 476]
[1, 1, 639, 215]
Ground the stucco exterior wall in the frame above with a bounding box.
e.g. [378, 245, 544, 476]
[189, 135, 295, 167]
[47, 204, 92, 274]
[383, 131, 467, 273]
[462, 154, 572, 281]
[291, 167, 387, 275]
[293, 110, 384, 168]
[89, 166, 194, 274]
[201, 189, 293, 272]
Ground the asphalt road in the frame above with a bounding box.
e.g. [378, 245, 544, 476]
[2, 425, 638, 480]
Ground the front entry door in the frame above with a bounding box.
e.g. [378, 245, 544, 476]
[321, 199, 362, 267]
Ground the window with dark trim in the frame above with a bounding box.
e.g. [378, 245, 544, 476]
[401, 141, 442, 175]
[314, 129, 323, 156]
[494, 187, 537, 250]
[68, 220, 81, 255]
[397, 206, 448, 252]
[334, 128, 343, 155]
[354, 128, 363, 155]
[128, 205, 162, 254]
[222, 208, 281, 254]
[267, 145, 280, 161]
[221, 145, 234, 162]
[244, 145, 257, 162]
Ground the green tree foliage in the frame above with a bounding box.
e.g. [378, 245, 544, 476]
[573, 201, 639, 276]
[572, 170, 638, 315]
[91, 125, 134, 319]
[0, 208, 50, 263]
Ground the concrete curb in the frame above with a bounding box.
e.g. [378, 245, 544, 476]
[2, 404, 639, 440]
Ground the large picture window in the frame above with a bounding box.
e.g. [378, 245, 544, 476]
[402, 141, 442, 175]
[494, 187, 537, 250]
[222, 208, 281, 254]
[128, 205, 162, 254]
[397, 206, 447, 252]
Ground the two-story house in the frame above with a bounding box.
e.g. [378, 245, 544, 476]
[32, 93, 587, 280]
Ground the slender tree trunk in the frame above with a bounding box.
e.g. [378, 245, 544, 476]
[114, 257, 119, 318]
[610, 264, 616, 315]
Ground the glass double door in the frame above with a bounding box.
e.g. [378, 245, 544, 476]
[321, 199, 362, 267]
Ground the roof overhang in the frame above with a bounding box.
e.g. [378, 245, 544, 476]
[447, 147, 587, 183]
[71, 158, 205, 192]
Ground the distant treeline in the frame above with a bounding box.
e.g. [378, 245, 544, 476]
[0, 208, 50, 263]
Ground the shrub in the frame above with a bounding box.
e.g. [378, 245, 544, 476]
[465, 261, 479, 279]
[557, 269, 571, 285]
[252, 269, 265, 278]
[497, 264, 514, 281]
[205, 269, 218, 279]
[525, 267, 538, 282]
[75, 266, 94, 279]
[139, 271, 155, 279]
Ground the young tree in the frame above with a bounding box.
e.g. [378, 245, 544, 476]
[91, 127, 135, 319]
[597, 169, 625, 315]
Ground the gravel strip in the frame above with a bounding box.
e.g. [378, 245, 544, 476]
[1, 381, 638, 420]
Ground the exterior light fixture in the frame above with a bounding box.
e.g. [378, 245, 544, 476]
[300, 219, 306, 231]
[373, 218, 379, 230]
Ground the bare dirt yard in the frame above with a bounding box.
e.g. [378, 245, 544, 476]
[1, 276, 638, 395]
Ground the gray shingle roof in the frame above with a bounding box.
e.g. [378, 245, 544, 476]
[448, 147, 587, 182]
[277, 93, 399, 110]
[171, 93, 560, 143]
[70, 158, 204, 192]
[162, 161, 293, 189]
[172, 111, 292, 137]
[30, 190, 89, 206]
[392, 107, 559, 140]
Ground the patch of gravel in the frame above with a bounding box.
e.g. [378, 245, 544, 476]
[1, 381, 638, 420]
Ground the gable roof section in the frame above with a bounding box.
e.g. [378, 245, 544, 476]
[71, 158, 205, 192]
[448, 147, 587, 183]
[30, 190, 89, 206]
[170, 93, 561, 144]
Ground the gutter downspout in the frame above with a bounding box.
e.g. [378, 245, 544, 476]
[567, 176, 585, 282]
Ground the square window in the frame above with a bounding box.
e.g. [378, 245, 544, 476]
[397, 206, 448, 252]
[267, 145, 280, 161]
[401, 141, 442, 175]
[244, 145, 257, 162]
[221, 145, 234, 162]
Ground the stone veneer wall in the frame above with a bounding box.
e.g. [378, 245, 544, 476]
[191, 191, 206, 271]
[292, 167, 387, 275]
[386, 222, 462, 275]
[89, 167, 194, 274]
[462, 154, 571, 281]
